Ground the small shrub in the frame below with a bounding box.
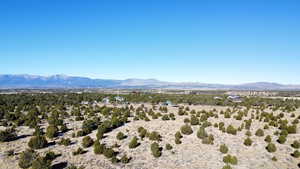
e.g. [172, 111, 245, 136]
[223, 154, 238, 165]
[72, 147, 85, 156]
[77, 130, 86, 137]
[28, 135, 48, 149]
[292, 150, 300, 158]
[46, 125, 59, 139]
[245, 130, 251, 137]
[226, 125, 237, 135]
[116, 132, 126, 140]
[175, 131, 182, 139]
[271, 156, 277, 161]
[162, 114, 170, 121]
[180, 124, 193, 135]
[264, 135, 272, 143]
[222, 165, 232, 169]
[197, 127, 208, 139]
[287, 125, 297, 134]
[277, 135, 286, 144]
[175, 138, 182, 144]
[166, 143, 173, 150]
[244, 137, 252, 146]
[138, 128, 148, 139]
[111, 156, 119, 163]
[60, 123, 68, 133]
[266, 143, 277, 153]
[94, 140, 105, 154]
[31, 156, 51, 169]
[18, 149, 37, 168]
[190, 115, 199, 125]
[264, 124, 269, 130]
[82, 136, 94, 148]
[0, 128, 17, 142]
[149, 131, 161, 141]
[202, 134, 214, 145]
[291, 140, 300, 149]
[58, 138, 71, 146]
[103, 147, 115, 158]
[255, 129, 264, 137]
[129, 136, 139, 149]
[120, 154, 130, 164]
[220, 144, 229, 154]
[151, 142, 162, 158]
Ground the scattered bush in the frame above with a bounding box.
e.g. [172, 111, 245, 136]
[291, 140, 300, 149]
[138, 127, 148, 139]
[94, 140, 105, 154]
[103, 147, 115, 158]
[82, 136, 94, 148]
[223, 154, 238, 165]
[129, 136, 139, 149]
[58, 138, 71, 146]
[190, 115, 199, 125]
[175, 131, 183, 139]
[175, 138, 182, 144]
[72, 147, 85, 156]
[292, 150, 300, 158]
[31, 156, 51, 169]
[166, 143, 173, 150]
[287, 125, 297, 134]
[180, 124, 193, 135]
[255, 129, 264, 137]
[222, 165, 232, 169]
[277, 135, 286, 144]
[116, 132, 126, 140]
[0, 128, 17, 142]
[264, 135, 272, 143]
[149, 131, 161, 141]
[60, 123, 68, 133]
[46, 125, 59, 139]
[151, 142, 162, 158]
[266, 143, 277, 153]
[245, 130, 251, 137]
[220, 144, 229, 154]
[162, 114, 170, 121]
[77, 130, 86, 137]
[120, 154, 131, 164]
[28, 135, 48, 149]
[202, 134, 214, 145]
[197, 127, 208, 139]
[18, 149, 37, 168]
[244, 137, 252, 146]
[226, 125, 237, 135]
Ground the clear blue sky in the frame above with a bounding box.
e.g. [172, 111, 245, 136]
[0, 0, 299, 84]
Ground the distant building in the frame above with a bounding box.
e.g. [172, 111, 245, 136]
[114, 96, 125, 102]
[214, 96, 222, 100]
[162, 100, 173, 106]
[81, 101, 89, 105]
[227, 95, 243, 103]
[102, 97, 110, 104]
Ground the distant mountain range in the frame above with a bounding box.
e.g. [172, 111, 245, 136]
[0, 74, 300, 90]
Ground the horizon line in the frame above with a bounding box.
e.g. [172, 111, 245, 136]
[1, 73, 299, 86]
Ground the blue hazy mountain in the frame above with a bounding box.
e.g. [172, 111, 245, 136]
[0, 74, 299, 90]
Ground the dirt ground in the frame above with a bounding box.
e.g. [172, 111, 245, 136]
[0, 103, 299, 169]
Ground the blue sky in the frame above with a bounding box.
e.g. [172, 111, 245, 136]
[0, 0, 299, 84]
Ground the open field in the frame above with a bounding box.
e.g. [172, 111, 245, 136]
[0, 93, 300, 169]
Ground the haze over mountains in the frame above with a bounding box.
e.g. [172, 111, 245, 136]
[0, 74, 300, 90]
